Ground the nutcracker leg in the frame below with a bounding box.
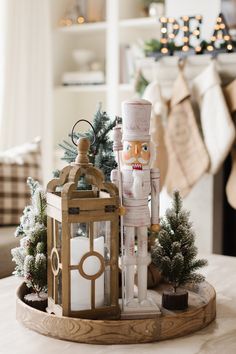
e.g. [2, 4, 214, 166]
[124, 226, 135, 304]
[137, 226, 150, 303]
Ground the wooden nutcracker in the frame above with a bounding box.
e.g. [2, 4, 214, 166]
[111, 99, 161, 318]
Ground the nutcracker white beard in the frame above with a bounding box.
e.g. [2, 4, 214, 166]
[132, 169, 145, 199]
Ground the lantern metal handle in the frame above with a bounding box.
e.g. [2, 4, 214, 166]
[71, 119, 96, 147]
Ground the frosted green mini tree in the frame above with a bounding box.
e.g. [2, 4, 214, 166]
[151, 191, 207, 292]
[56, 103, 117, 182]
[11, 178, 47, 295]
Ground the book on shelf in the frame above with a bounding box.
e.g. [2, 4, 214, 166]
[62, 71, 105, 85]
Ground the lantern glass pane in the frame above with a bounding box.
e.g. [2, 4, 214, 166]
[58, 269, 62, 305]
[94, 221, 111, 306]
[50, 219, 62, 305]
[70, 221, 111, 311]
[71, 222, 87, 238]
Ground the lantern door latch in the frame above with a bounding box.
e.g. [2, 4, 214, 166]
[105, 205, 116, 213]
[69, 207, 80, 214]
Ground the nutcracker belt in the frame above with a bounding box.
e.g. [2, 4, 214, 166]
[122, 198, 150, 227]
[123, 198, 148, 207]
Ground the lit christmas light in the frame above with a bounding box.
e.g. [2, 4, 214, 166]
[160, 17, 167, 23]
[161, 47, 168, 54]
[195, 46, 202, 52]
[195, 15, 202, 21]
[161, 38, 167, 43]
[169, 33, 175, 39]
[77, 16, 85, 24]
[193, 29, 200, 36]
[207, 45, 214, 51]
[182, 45, 189, 51]
[173, 24, 179, 30]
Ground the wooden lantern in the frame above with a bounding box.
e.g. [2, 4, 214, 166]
[46, 137, 120, 319]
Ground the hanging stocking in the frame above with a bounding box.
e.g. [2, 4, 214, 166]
[165, 68, 209, 197]
[143, 81, 168, 190]
[192, 61, 235, 174]
[224, 79, 236, 209]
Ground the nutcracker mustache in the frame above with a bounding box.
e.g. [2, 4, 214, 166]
[124, 157, 148, 164]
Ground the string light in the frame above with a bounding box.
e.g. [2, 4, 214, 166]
[66, 19, 72, 26]
[217, 17, 222, 22]
[220, 24, 225, 29]
[183, 16, 189, 21]
[207, 45, 214, 51]
[211, 36, 216, 41]
[193, 29, 200, 36]
[224, 35, 230, 40]
[173, 24, 179, 30]
[161, 27, 167, 33]
[183, 36, 189, 43]
[169, 33, 175, 39]
[160, 17, 167, 23]
[182, 26, 189, 31]
[195, 15, 202, 21]
[161, 38, 167, 43]
[195, 46, 202, 52]
[77, 16, 85, 24]
[161, 47, 168, 54]
[227, 44, 233, 50]
[169, 17, 175, 23]
[182, 45, 189, 51]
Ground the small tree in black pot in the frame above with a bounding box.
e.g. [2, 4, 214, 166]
[151, 190, 207, 310]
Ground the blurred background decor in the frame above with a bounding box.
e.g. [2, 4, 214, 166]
[59, 0, 106, 26]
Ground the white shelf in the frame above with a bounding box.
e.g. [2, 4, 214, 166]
[57, 21, 107, 33]
[119, 83, 134, 92]
[119, 17, 160, 29]
[54, 84, 134, 94]
[54, 85, 107, 93]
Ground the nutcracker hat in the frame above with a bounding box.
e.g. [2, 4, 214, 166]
[122, 98, 151, 141]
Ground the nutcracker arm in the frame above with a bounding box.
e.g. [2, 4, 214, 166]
[150, 168, 160, 227]
[111, 169, 126, 216]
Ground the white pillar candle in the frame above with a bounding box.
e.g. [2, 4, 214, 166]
[70, 236, 104, 311]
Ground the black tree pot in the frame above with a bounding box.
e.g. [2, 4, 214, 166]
[24, 292, 48, 312]
[162, 289, 188, 310]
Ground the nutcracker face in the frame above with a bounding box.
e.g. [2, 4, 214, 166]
[122, 140, 150, 169]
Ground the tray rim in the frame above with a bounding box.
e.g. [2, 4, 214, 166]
[16, 281, 216, 344]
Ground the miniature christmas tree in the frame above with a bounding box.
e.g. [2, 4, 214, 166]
[11, 178, 47, 301]
[57, 103, 117, 182]
[151, 190, 207, 294]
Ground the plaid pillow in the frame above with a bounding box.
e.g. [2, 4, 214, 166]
[0, 138, 42, 225]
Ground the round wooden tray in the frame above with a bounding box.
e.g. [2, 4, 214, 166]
[16, 281, 216, 344]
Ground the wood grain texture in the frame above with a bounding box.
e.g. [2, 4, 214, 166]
[16, 281, 216, 345]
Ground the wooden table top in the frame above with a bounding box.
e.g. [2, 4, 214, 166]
[0, 254, 236, 354]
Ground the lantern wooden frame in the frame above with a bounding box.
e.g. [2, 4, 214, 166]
[46, 138, 120, 320]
